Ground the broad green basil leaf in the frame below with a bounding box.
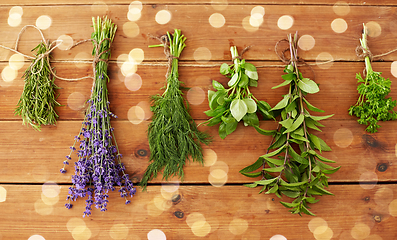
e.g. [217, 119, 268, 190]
[220, 63, 230, 75]
[212, 80, 225, 91]
[238, 73, 249, 87]
[249, 79, 258, 87]
[297, 78, 319, 94]
[218, 122, 227, 139]
[225, 118, 238, 135]
[244, 62, 257, 72]
[230, 99, 247, 122]
[228, 72, 239, 87]
[245, 70, 258, 80]
[271, 95, 289, 111]
[243, 98, 257, 113]
[243, 113, 259, 127]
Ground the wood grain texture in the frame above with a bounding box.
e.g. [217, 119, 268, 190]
[0, 184, 396, 240]
[0, 120, 395, 183]
[1, 1, 397, 239]
[0, 5, 396, 62]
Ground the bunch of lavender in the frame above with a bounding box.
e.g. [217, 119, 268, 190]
[60, 16, 136, 217]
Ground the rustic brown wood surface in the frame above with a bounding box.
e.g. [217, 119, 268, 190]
[1, 1, 397, 240]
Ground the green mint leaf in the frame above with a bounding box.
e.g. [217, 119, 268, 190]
[297, 78, 319, 94]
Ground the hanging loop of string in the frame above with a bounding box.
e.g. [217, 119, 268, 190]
[149, 34, 179, 79]
[275, 38, 316, 81]
[0, 25, 112, 82]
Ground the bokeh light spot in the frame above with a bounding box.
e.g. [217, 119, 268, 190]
[333, 128, 353, 148]
[129, 48, 144, 64]
[331, 18, 348, 33]
[2, 65, 18, 82]
[391, 61, 397, 78]
[36, 15, 52, 30]
[194, 47, 212, 62]
[186, 213, 206, 228]
[191, 221, 211, 237]
[366, 21, 382, 38]
[359, 171, 378, 190]
[228, 218, 248, 235]
[127, 106, 145, 125]
[8, 14, 22, 27]
[209, 13, 225, 28]
[333, 1, 350, 16]
[270, 235, 287, 240]
[298, 35, 315, 51]
[109, 224, 129, 240]
[147, 229, 166, 240]
[316, 52, 334, 69]
[389, 199, 397, 217]
[57, 35, 74, 50]
[351, 223, 370, 240]
[203, 148, 218, 167]
[211, 0, 228, 11]
[123, 22, 140, 38]
[124, 73, 142, 91]
[91, 1, 108, 15]
[28, 235, 45, 240]
[187, 87, 205, 105]
[0, 186, 7, 202]
[9, 6, 23, 17]
[277, 15, 294, 30]
[67, 92, 87, 111]
[9, 54, 25, 70]
[155, 10, 172, 25]
[129, 1, 143, 14]
[242, 16, 259, 32]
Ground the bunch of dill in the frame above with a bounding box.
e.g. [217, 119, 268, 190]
[140, 29, 211, 189]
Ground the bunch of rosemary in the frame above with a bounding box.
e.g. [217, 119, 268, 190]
[61, 17, 136, 217]
[140, 30, 211, 190]
[349, 24, 397, 133]
[240, 33, 339, 216]
[15, 42, 60, 130]
[203, 46, 274, 139]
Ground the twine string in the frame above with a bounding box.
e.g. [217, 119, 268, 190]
[232, 46, 252, 61]
[149, 34, 179, 78]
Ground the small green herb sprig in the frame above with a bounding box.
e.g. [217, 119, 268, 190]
[349, 24, 397, 133]
[15, 42, 60, 130]
[203, 46, 274, 139]
[240, 33, 339, 216]
[140, 30, 211, 190]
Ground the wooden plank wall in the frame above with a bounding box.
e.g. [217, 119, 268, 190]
[0, 1, 397, 239]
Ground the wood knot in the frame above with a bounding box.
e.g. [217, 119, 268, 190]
[377, 163, 388, 172]
[174, 211, 184, 219]
[364, 196, 370, 202]
[373, 215, 382, 223]
[172, 194, 182, 204]
[134, 144, 150, 158]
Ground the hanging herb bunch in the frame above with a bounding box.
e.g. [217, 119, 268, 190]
[203, 46, 274, 139]
[15, 41, 61, 130]
[240, 33, 340, 216]
[140, 29, 211, 189]
[60, 17, 136, 217]
[349, 24, 397, 133]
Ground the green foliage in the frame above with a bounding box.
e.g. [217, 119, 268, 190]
[348, 24, 397, 133]
[15, 42, 61, 131]
[240, 33, 339, 216]
[203, 46, 274, 138]
[140, 30, 211, 190]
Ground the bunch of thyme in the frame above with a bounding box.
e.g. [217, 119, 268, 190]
[140, 29, 211, 189]
[15, 42, 60, 131]
[60, 17, 136, 217]
[240, 33, 339, 216]
[203, 46, 274, 139]
[348, 24, 397, 133]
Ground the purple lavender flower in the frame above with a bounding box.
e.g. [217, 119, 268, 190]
[60, 18, 135, 216]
